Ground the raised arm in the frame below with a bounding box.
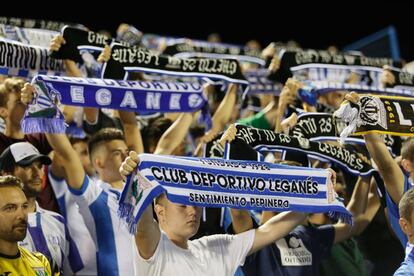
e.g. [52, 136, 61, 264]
[196, 83, 238, 149]
[249, 211, 307, 255]
[274, 78, 301, 133]
[21, 83, 85, 189]
[341, 92, 405, 204]
[119, 151, 160, 259]
[249, 168, 337, 254]
[364, 133, 405, 203]
[154, 112, 194, 155]
[118, 111, 144, 154]
[332, 174, 372, 244]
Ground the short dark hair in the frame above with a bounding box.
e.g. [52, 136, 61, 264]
[0, 175, 23, 189]
[88, 128, 125, 159]
[399, 187, 414, 222]
[142, 117, 172, 153]
[402, 138, 414, 162]
[69, 136, 89, 146]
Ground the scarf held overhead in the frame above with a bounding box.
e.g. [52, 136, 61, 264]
[102, 43, 249, 87]
[50, 26, 129, 63]
[21, 75, 207, 134]
[0, 38, 65, 77]
[118, 153, 352, 234]
[269, 49, 402, 83]
[0, 24, 58, 48]
[223, 124, 373, 176]
[162, 40, 265, 66]
[334, 95, 414, 137]
[291, 112, 400, 156]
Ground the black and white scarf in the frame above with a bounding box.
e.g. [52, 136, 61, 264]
[269, 49, 402, 83]
[292, 112, 400, 156]
[0, 38, 65, 77]
[301, 80, 414, 97]
[0, 17, 78, 32]
[102, 43, 249, 87]
[162, 40, 265, 66]
[223, 124, 373, 176]
[50, 26, 127, 63]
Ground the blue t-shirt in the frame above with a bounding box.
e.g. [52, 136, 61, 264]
[394, 244, 414, 275]
[385, 172, 413, 247]
[242, 224, 335, 276]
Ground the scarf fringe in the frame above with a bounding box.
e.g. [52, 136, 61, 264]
[21, 117, 66, 134]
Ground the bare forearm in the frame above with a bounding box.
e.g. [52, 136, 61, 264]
[135, 204, 160, 259]
[250, 211, 306, 254]
[119, 111, 144, 154]
[364, 134, 394, 171]
[364, 133, 404, 202]
[230, 209, 254, 233]
[347, 176, 371, 217]
[45, 133, 85, 188]
[64, 60, 83, 77]
[211, 84, 237, 131]
[154, 113, 193, 155]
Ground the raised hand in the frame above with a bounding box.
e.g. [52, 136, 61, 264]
[49, 34, 66, 52]
[119, 151, 140, 180]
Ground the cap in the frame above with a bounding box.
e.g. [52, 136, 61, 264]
[0, 142, 51, 171]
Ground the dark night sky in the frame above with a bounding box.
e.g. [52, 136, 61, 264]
[4, 3, 413, 59]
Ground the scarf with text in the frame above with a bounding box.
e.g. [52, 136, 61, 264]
[334, 95, 414, 138]
[102, 43, 249, 87]
[0, 17, 81, 32]
[50, 26, 128, 63]
[0, 24, 58, 48]
[0, 38, 65, 78]
[269, 49, 402, 84]
[223, 124, 373, 176]
[291, 112, 400, 156]
[118, 153, 351, 234]
[162, 40, 265, 66]
[21, 75, 207, 134]
[299, 81, 414, 105]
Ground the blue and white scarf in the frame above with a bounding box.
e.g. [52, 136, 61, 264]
[0, 38, 65, 78]
[102, 43, 249, 87]
[21, 75, 207, 134]
[118, 153, 352, 233]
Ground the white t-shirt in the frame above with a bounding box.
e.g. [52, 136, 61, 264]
[135, 229, 255, 276]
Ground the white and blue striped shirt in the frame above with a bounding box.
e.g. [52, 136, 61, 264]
[19, 202, 71, 274]
[48, 171, 97, 275]
[69, 175, 138, 275]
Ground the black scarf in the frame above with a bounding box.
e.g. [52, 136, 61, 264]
[269, 49, 402, 83]
[0, 16, 81, 31]
[102, 43, 249, 86]
[162, 40, 265, 65]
